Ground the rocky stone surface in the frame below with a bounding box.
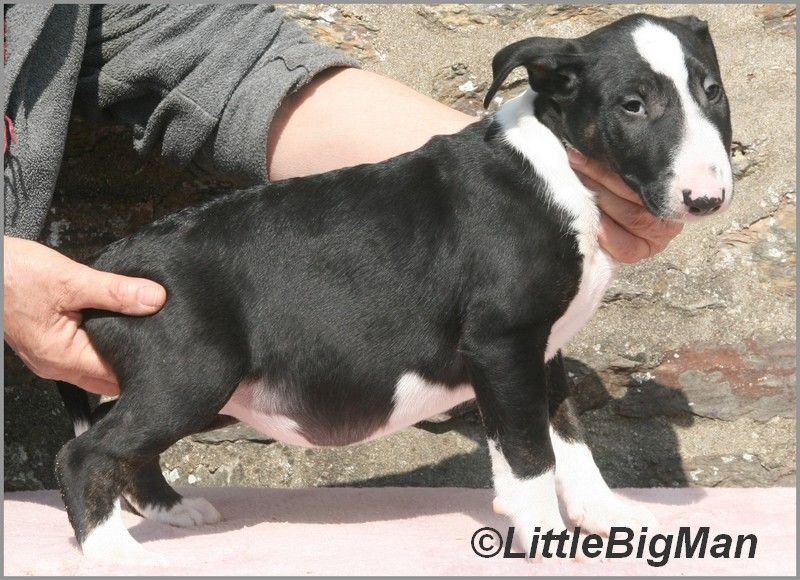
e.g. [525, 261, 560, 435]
[5, 5, 795, 492]
[610, 340, 796, 421]
[430, 63, 488, 117]
[4, 351, 74, 491]
[282, 5, 381, 61]
[755, 3, 796, 35]
[416, 4, 546, 32]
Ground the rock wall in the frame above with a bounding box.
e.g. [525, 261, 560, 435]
[4, 4, 795, 491]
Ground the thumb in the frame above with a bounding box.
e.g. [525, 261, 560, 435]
[63, 264, 167, 315]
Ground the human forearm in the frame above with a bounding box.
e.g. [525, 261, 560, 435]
[266, 67, 681, 262]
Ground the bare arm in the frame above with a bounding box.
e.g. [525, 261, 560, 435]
[268, 67, 682, 263]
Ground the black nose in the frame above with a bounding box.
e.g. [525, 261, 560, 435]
[682, 189, 725, 216]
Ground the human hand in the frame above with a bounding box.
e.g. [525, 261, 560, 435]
[3, 237, 167, 395]
[567, 149, 683, 263]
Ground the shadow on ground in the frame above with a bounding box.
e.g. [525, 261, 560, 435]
[333, 357, 694, 489]
[5, 350, 695, 492]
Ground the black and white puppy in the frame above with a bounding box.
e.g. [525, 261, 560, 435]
[56, 13, 732, 563]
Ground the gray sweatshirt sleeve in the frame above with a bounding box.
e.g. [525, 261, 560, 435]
[74, 4, 359, 183]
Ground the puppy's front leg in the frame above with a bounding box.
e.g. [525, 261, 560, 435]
[547, 352, 656, 535]
[466, 330, 565, 556]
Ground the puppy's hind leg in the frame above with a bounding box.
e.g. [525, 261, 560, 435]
[123, 458, 221, 528]
[55, 367, 240, 564]
[55, 429, 168, 566]
[83, 397, 227, 529]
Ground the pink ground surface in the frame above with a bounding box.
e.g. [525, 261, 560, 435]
[3, 487, 796, 576]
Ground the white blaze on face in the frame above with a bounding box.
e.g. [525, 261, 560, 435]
[632, 21, 733, 219]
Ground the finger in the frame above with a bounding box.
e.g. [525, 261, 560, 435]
[577, 171, 684, 252]
[593, 181, 682, 240]
[70, 330, 119, 385]
[593, 183, 655, 235]
[568, 149, 642, 205]
[52, 343, 120, 395]
[40, 328, 121, 395]
[71, 376, 120, 397]
[597, 213, 652, 264]
[574, 172, 629, 205]
[61, 264, 167, 315]
[568, 155, 682, 263]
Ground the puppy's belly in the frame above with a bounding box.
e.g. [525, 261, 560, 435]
[219, 373, 475, 448]
[218, 400, 315, 447]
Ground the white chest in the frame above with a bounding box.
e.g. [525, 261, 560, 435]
[545, 247, 616, 360]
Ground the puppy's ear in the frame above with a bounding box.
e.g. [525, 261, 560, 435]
[670, 15, 719, 67]
[483, 37, 582, 108]
[670, 15, 710, 35]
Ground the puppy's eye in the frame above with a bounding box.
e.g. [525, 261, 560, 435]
[704, 81, 722, 102]
[622, 98, 646, 116]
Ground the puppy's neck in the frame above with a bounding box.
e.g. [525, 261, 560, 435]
[495, 89, 573, 156]
[493, 89, 602, 258]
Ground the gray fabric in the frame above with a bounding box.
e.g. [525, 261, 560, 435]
[4, 4, 359, 240]
[4, 5, 90, 239]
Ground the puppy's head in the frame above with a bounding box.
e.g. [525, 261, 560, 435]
[485, 14, 733, 222]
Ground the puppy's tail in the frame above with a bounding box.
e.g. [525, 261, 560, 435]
[56, 382, 92, 437]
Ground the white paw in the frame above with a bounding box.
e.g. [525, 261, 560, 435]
[127, 495, 221, 527]
[82, 499, 169, 566]
[492, 494, 570, 561]
[563, 492, 657, 537]
[181, 497, 222, 525]
[492, 496, 508, 516]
